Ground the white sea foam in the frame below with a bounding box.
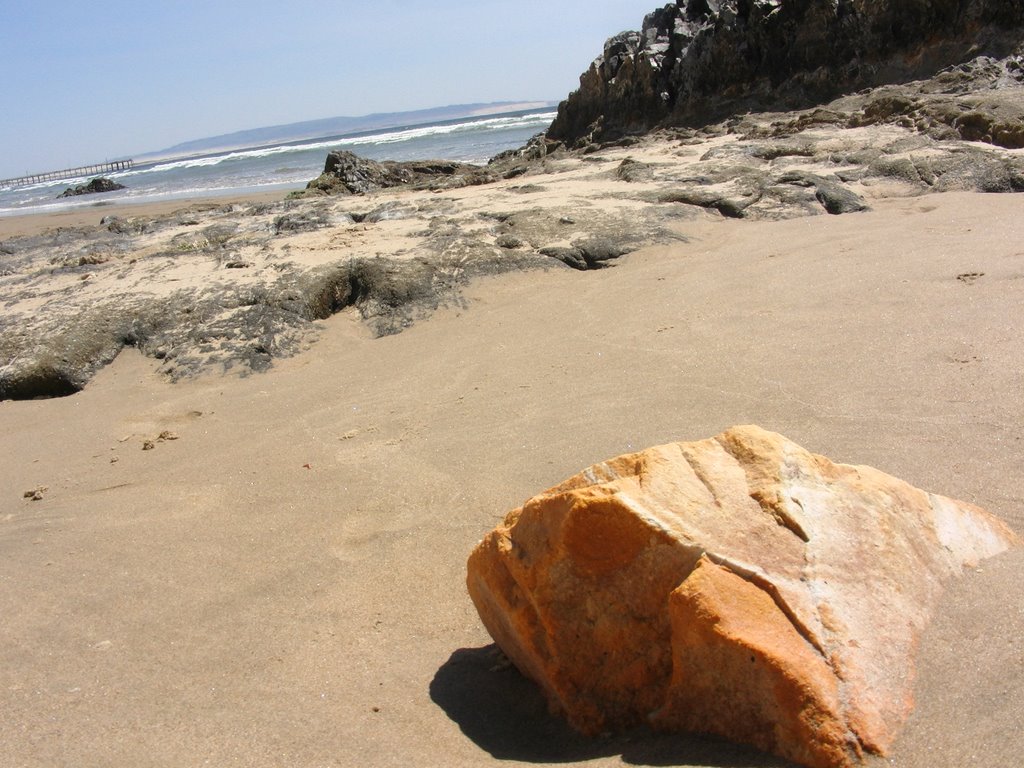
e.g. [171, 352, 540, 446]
[124, 111, 557, 176]
[0, 109, 556, 215]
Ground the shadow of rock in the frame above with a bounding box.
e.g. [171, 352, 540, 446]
[430, 645, 795, 767]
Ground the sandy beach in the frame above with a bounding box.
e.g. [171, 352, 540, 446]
[0, 189, 292, 240]
[1, 161, 1022, 766]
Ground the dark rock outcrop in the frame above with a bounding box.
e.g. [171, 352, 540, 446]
[538, 239, 634, 270]
[58, 177, 126, 198]
[548, 0, 1024, 147]
[299, 150, 490, 196]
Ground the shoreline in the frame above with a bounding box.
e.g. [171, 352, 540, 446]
[0, 187, 298, 239]
[0, 105, 559, 239]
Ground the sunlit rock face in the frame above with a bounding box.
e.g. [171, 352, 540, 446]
[547, 0, 1024, 148]
[467, 425, 1020, 768]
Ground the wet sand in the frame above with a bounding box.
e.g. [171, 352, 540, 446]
[0, 189, 291, 239]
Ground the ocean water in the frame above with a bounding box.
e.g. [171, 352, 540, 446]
[0, 108, 556, 218]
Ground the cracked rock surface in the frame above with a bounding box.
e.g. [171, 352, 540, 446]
[467, 425, 1020, 768]
[548, 0, 1024, 148]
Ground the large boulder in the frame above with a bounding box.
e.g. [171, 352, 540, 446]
[547, 0, 1024, 147]
[467, 425, 1019, 768]
[301, 150, 486, 196]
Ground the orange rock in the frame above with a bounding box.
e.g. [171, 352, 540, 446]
[658, 556, 856, 767]
[466, 426, 1019, 768]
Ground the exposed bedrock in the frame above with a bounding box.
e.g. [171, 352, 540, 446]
[548, 0, 1024, 147]
[467, 425, 1020, 768]
[0, 173, 683, 400]
[0, 251, 543, 401]
[298, 150, 494, 196]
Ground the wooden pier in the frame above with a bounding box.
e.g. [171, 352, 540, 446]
[0, 159, 134, 190]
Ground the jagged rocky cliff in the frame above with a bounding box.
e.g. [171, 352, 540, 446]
[548, 0, 1024, 146]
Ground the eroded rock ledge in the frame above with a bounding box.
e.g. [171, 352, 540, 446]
[0, 162, 681, 400]
[467, 425, 1020, 768]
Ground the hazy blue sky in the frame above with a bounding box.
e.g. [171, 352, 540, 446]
[0, 0, 660, 177]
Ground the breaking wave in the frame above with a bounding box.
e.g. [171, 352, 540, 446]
[0, 109, 556, 216]
[129, 111, 556, 176]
